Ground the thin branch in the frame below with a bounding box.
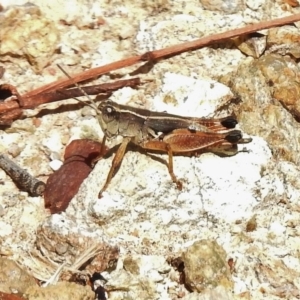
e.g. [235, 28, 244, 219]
[0, 154, 45, 196]
[0, 78, 141, 124]
[23, 13, 300, 96]
[0, 13, 299, 124]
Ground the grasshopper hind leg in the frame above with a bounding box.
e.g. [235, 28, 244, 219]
[140, 139, 183, 190]
[166, 145, 183, 190]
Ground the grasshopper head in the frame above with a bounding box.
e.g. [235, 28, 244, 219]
[97, 100, 120, 138]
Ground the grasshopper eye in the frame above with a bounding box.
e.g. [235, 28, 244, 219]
[104, 105, 115, 114]
[98, 103, 115, 115]
[100, 104, 118, 123]
[98, 100, 115, 114]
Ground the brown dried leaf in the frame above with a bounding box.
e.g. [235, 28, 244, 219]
[44, 139, 105, 214]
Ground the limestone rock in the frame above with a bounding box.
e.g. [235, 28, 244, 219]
[0, 257, 37, 294]
[24, 282, 94, 300]
[182, 240, 233, 293]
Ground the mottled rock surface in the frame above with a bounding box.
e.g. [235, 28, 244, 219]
[0, 257, 37, 294]
[1, 1, 300, 300]
[182, 240, 233, 293]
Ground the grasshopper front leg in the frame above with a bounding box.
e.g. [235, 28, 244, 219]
[91, 134, 107, 168]
[98, 136, 132, 198]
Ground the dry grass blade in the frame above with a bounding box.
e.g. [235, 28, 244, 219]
[19, 243, 107, 285]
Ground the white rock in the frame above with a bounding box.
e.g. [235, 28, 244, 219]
[49, 152, 61, 161]
[0, 221, 12, 236]
[134, 205, 146, 213]
[246, 0, 265, 10]
[151, 73, 233, 118]
[147, 269, 164, 282]
[153, 210, 173, 225]
[49, 159, 63, 171]
[233, 276, 248, 294]
[168, 224, 181, 232]
[231, 225, 243, 234]
[42, 131, 63, 153]
[67, 111, 78, 120]
[2, 3, 298, 300]
[156, 283, 171, 299]
[90, 193, 128, 224]
[269, 221, 286, 236]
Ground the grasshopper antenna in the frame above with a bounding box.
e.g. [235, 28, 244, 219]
[56, 64, 101, 115]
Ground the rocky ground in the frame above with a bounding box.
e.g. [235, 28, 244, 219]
[1, 0, 300, 299]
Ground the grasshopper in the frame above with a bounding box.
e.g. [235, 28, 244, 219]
[57, 66, 252, 198]
[95, 99, 251, 197]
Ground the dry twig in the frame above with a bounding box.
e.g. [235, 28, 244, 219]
[24, 13, 300, 95]
[0, 78, 141, 125]
[0, 154, 45, 196]
[0, 13, 300, 125]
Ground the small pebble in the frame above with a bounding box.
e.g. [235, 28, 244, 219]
[49, 159, 63, 171]
[200, 0, 244, 13]
[50, 151, 61, 161]
[7, 143, 22, 158]
[158, 210, 173, 225]
[68, 111, 78, 120]
[134, 205, 146, 213]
